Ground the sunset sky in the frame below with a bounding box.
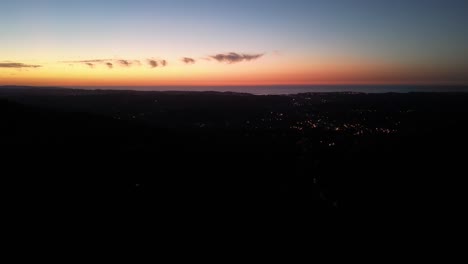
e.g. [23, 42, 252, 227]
[1, 0, 468, 86]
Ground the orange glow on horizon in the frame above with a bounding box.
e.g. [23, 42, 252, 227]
[2, 55, 467, 87]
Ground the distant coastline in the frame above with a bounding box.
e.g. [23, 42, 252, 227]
[2, 85, 468, 95]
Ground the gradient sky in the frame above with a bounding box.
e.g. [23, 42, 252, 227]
[1, 0, 468, 86]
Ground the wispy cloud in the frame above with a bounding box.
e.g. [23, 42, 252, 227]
[182, 57, 196, 64]
[0, 62, 42, 68]
[63, 59, 109, 63]
[62, 58, 169, 69]
[210, 52, 264, 64]
[118, 60, 132, 67]
[62, 59, 112, 69]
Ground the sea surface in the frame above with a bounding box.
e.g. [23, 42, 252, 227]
[73, 85, 468, 95]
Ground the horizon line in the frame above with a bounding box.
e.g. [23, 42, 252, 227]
[3, 83, 468, 88]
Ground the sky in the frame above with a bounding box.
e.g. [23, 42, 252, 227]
[1, 0, 468, 86]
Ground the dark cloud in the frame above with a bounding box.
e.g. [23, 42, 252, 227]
[210, 52, 264, 64]
[147, 59, 168, 68]
[182, 57, 196, 64]
[106, 62, 113, 69]
[118, 60, 132, 67]
[148, 60, 158, 68]
[85, 63, 95, 68]
[0, 62, 42, 68]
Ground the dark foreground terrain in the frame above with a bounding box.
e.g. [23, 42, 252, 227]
[1, 86, 467, 229]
